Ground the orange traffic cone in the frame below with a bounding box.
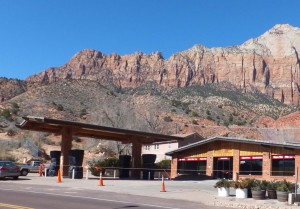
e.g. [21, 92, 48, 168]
[57, 168, 62, 183]
[98, 173, 104, 186]
[160, 176, 166, 192]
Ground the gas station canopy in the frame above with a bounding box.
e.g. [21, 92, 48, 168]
[16, 116, 183, 144]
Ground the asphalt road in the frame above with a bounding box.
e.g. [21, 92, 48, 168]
[0, 183, 221, 209]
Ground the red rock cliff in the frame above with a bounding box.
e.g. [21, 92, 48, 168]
[26, 24, 300, 104]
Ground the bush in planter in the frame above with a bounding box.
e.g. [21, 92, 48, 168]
[266, 180, 278, 199]
[214, 179, 231, 197]
[231, 179, 250, 198]
[240, 178, 255, 198]
[251, 180, 267, 200]
[214, 179, 231, 188]
[276, 180, 295, 202]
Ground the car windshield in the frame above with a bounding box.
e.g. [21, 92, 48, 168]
[0, 162, 8, 167]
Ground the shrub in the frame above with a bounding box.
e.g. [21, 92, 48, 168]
[7, 129, 16, 136]
[191, 111, 198, 117]
[192, 119, 198, 125]
[206, 116, 213, 120]
[88, 157, 119, 177]
[236, 120, 247, 126]
[251, 180, 268, 191]
[80, 109, 87, 116]
[223, 120, 230, 127]
[12, 102, 19, 109]
[155, 160, 171, 169]
[276, 180, 295, 192]
[206, 110, 210, 115]
[163, 116, 172, 122]
[11, 102, 20, 115]
[229, 114, 233, 122]
[185, 108, 191, 114]
[56, 104, 64, 111]
[72, 136, 82, 142]
[266, 180, 278, 191]
[171, 109, 176, 113]
[171, 99, 182, 107]
[214, 179, 231, 188]
[232, 178, 253, 189]
[42, 138, 55, 145]
[0, 109, 12, 120]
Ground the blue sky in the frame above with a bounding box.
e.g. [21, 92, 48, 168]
[1, 0, 300, 80]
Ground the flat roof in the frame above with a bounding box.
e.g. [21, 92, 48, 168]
[16, 116, 183, 144]
[166, 136, 300, 155]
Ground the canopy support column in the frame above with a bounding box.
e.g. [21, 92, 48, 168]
[131, 141, 142, 179]
[61, 127, 72, 177]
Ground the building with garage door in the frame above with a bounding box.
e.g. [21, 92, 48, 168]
[166, 136, 300, 182]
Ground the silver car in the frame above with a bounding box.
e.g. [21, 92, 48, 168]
[0, 161, 21, 179]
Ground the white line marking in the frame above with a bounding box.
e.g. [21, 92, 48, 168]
[0, 188, 181, 209]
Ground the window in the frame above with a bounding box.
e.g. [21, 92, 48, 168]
[145, 145, 150, 150]
[239, 156, 262, 175]
[272, 155, 295, 176]
[154, 144, 159, 150]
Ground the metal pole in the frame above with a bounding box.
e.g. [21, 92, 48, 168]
[295, 167, 298, 199]
[86, 169, 89, 180]
[148, 171, 151, 180]
[44, 168, 47, 178]
[114, 169, 116, 179]
[72, 168, 75, 180]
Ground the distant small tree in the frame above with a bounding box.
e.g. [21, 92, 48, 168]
[0, 109, 12, 120]
[163, 116, 172, 122]
[192, 119, 198, 125]
[80, 108, 87, 117]
[57, 104, 64, 111]
[191, 111, 199, 117]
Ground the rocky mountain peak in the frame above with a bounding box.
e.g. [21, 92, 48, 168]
[70, 49, 106, 61]
[241, 24, 300, 57]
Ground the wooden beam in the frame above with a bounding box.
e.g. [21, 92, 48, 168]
[61, 127, 72, 177]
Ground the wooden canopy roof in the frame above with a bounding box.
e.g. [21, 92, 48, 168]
[16, 116, 183, 144]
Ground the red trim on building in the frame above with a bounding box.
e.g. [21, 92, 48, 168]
[272, 155, 295, 160]
[178, 157, 207, 161]
[217, 157, 230, 160]
[240, 156, 263, 160]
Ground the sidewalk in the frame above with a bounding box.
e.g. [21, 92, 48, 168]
[4, 174, 300, 209]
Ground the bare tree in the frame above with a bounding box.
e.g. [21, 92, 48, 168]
[137, 110, 164, 134]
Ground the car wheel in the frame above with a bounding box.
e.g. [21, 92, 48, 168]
[21, 170, 28, 176]
[13, 176, 19, 180]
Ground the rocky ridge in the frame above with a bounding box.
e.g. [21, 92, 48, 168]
[25, 24, 300, 105]
[0, 77, 26, 102]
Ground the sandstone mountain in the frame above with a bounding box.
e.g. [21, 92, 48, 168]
[2, 24, 300, 162]
[25, 24, 300, 105]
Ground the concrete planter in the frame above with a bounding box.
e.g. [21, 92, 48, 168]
[236, 188, 248, 198]
[218, 187, 230, 197]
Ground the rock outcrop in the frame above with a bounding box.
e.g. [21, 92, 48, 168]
[0, 77, 26, 102]
[26, 24, 300, 105]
